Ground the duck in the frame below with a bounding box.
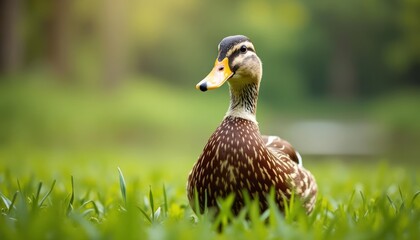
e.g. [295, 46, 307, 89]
[187, 35, 317, 215]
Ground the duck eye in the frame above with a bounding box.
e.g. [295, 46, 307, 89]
[240, 45, 247, 53]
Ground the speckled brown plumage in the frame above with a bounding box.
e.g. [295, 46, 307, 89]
[187, 35, 317, 215]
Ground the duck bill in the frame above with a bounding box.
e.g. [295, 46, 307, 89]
[196, 57, 233, 92]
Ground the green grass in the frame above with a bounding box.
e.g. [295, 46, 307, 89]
[0, 75, 419, 239]
[0, 161, 419, 239]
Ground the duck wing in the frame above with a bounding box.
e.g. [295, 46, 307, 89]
[262, 135, 302, 166]
[262, 135, 317, 212]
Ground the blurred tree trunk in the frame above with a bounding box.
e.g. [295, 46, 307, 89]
[0, 0, 23, 75]
[101, 0, 127, 89]
[47, 0, 71, 78]
[328, 35, 357, 100]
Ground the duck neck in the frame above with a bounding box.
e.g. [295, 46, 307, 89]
[225, 82, 259, 123]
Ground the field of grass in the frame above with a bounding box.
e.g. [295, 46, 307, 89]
[0, 75, 419, 239]
[1, 159, 419, 239]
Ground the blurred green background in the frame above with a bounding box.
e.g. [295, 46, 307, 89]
[0, 0, 419, 178]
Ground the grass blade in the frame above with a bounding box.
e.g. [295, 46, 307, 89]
[163, 184, 168, 218]
[359, 191, 366, 206]
[154, 207, 161, 220]
[411, 191, 420, 205]
[117, 167, 127, 205]
[193, 187, 201, 217]
[39, 180, 56, 207]
[67, 176, 75, 215]
[149, 186, 154, 222]
[0, 192, 12, 209]
[386, 195, 397, 213]
[398, 186, 405, 211]
[70, 176, 75, 205]
[138, 207, 152, 223]
[32, 182, 43, 210]
[80, 200, 104, 217]
[348, 189, 356, 206]
[8, 192, 18, 214]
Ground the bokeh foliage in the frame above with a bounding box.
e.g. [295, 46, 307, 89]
[0, 0, 419, 167]
[2, 0, 419, 98]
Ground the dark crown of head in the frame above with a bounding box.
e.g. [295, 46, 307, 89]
[218, 35, 251, 61]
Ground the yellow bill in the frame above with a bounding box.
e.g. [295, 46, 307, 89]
[196, 57, 233, 92]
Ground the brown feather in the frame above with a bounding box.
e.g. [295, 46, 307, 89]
[261, 135, 301, 165]
[187, 117, 317, 215]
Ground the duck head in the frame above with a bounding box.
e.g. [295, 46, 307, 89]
[196, 35, 262, 92]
